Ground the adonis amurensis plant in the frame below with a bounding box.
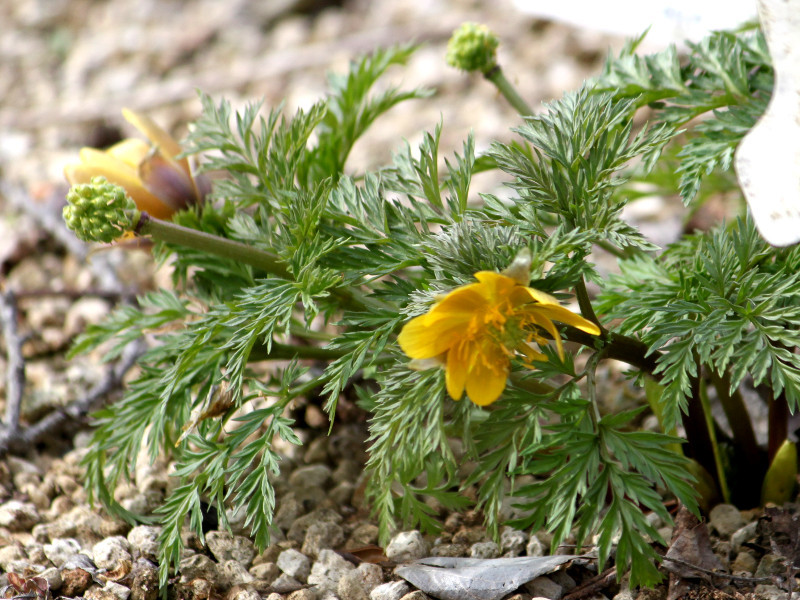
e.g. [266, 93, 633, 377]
[64, 23, 800, 591]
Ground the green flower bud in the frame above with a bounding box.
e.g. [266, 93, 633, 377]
[63, 176, 137, 243]
[446, 22, 499, 74]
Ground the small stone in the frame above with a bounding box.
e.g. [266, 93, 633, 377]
[308, 548, 356, 592]
[278, 548, 312, 582]
[218, 560, 255, 588]
[338, 563, 383, 600]
[0, 500, 40, 530]
[302, 521, 345, 558]
[470, 541, 500, 558]
[130, 558, 159, 600]
[385, 531, 428, 562]
[0, 544, 27, 571]
[275, 495, 305, 531]
[46, 535, 80, 564]
[265, 594, 284, 600]
[61, 568, 93, 597]
[756, 553, 786, 578]
[39, 566, 63, 591]
[92, 536, 132, 570]
[526, 535, 545, 557]
[430, 543, 468, 557]
[205, 531, 256, 566]
[290, 465, 332, 489]
[343, 523, 377, 548]
[753, 585, 788, 600]
[287, 508, 343, 543]
[178, 553, 217, 582]
[730, 521, 758, 553]
[370, 581, 411, 600]
[550, 570, 577, 591]
[249, 561, 281, 582]
[330, 481, 356, 505]
[500, 526, 528, 556]
[231, 590, 261, 600]
[288, 589, 319, 600]
[127, 525, 161, 561]
[731, 551, 757, 574]
[525, 576, 563, 600]
[85, 581, 131, 600]
[270, 573, 304, 594]
[708, 504, 745, 538]
[399, 592, 430, 600]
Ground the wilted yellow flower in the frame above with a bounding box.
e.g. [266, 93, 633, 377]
[64, 109, 208, 220]
[398, 271, 601, 406]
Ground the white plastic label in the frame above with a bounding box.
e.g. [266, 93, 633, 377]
[735, 0, 800, 247]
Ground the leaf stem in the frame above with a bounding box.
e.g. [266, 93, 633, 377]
[136, 212, 290, 278]
[485, 65, 534, 116]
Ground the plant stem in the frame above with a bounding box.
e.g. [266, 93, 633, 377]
[485, 65, 534, 116]
[575, 278, 606, 335]
[708, 369, 759, 460]
[135, 212, 385, 313]
[249, 341, 346, 362]
[136, 212, 290, 278]
[564, 327, 659, 375]
[768, 389, 789, 462]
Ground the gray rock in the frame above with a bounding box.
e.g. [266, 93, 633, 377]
[385, 531, 428, 562]
[278, 548, 312, 582]
[0, 500, 40, 530]
[338, 563, 383, 600]
[271, 573, 304, 594]
[753, 585, 789, 600]
[430, 543, 468, 557]
[288, 589, 319, 600]
[290, 465, 332, 489]
[525, 576, 563, 600]
[398, 592, 430, 600]
[730, 521, 758, 553]
[330, 481, 355, 505]
[218, 559, 255, 588]
[249, 561, 281, 582]
[205, 530, 256, 567]
[92, 536, 132, 571]
[288, 508, 343, 542]
[302, 521, 345, 558]
[265, 594, 285, 600]
[526, 534, 545, 557]
[275, 494, 305, 530]
[708, 504, 745, 538]
[470, 541, 500, 558]
[131, 558, 159, 600]
[370, 581, 411, 600]
[0, 544, 27, 571]
[39, 566, 63, 591]
[127, 525, 161, 561]
[43, 538, 82, 567]
[550, 570, 577, 591]
[178, 553, 217, 581]
[348, 523, 379, 547]
[85, 581, 131, 600]
[500, 526, 528, 556]
[230, 590, 262, 600]
[308, 548, 355, 592]
[731, 551, 757, 574]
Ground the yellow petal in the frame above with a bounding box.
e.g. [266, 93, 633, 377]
[533, 304, 601, 335]
[398, 314, 462, 359]
[122, 108, 184, 164]
[528, 311, 564, 359]
[445, 347, 468, 400]
[473, 271, 516, 302]
[106, 138, 150, 169]
[464, 348, 509, 406]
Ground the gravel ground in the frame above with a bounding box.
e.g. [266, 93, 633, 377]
[0, 1, 782, 600]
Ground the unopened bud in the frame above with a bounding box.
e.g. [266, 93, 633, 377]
[446, 22, 499, 74]
[63, 176, 137, 242]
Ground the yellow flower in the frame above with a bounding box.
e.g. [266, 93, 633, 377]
[64, 109, 208, 220]
[398, 271, 601, 406]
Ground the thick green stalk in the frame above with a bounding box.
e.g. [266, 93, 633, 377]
[136, 213, 290, 278]
[485, 66, 534, 116]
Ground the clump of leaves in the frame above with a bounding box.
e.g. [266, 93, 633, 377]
[68, 22, 794, 595]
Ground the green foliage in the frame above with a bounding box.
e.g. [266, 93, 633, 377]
[69, 24, 792, 596]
